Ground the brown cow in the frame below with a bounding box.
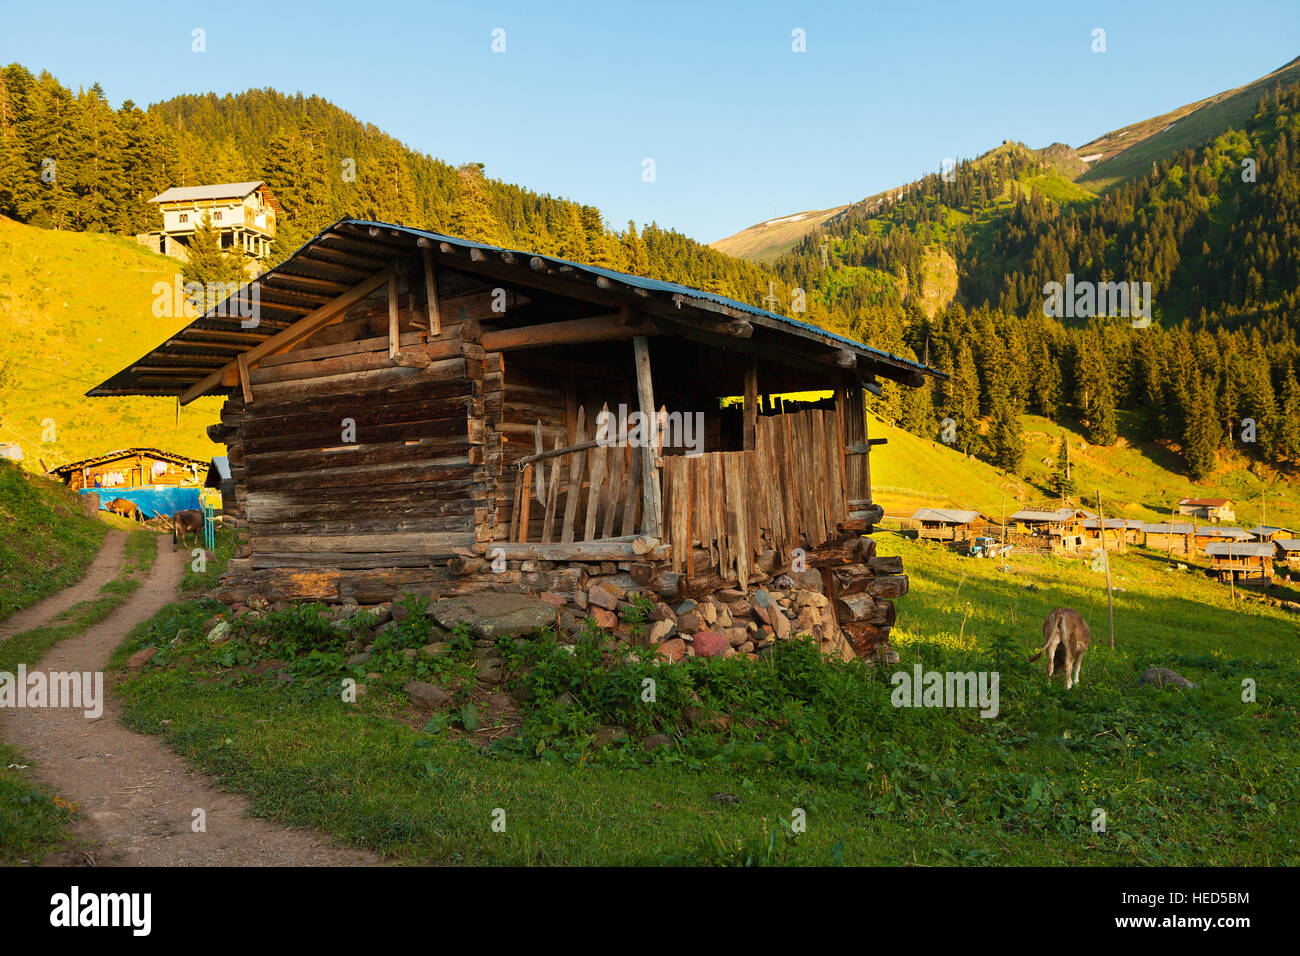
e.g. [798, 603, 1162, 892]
[106, 498, 142, 522]
[172, 509, 205, 549]
[1028, 607, 1091, 689]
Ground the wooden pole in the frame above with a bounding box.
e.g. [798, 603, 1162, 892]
[1098, 490, 1114, 649]
[633, 334, 663, 538]
[743, 354, 758, 451]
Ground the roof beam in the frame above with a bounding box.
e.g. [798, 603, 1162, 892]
[179, 265, 397, 405]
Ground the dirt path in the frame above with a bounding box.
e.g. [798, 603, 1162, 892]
[2, 535, 377, 866]
[0, 531, 126, 641]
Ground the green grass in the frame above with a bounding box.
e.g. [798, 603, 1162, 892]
[179, 524, 236, 596]
[0, 215, 222, 470]
[0, 529, 158, 864]
[107, 530, 1298, 865]
[0, 458, 106, 622]
[869, 407, 1300, 531]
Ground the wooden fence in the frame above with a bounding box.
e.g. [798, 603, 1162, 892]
[508, 404, 645, 547]
[662, 407, 849, 589]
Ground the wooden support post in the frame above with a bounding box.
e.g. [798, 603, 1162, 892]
[387, 272, 399, 360]
[1097, 490, 1114, 648]
[633, 334, 663, 538]
[422, 247, 441, 336]
[743, 354, 758, 451]
[236, 353, 254, 404]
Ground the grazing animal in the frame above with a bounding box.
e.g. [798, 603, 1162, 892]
[172, 509, 205, 549]
[1028, 607, 1091, 689]
[106, 498, 142, 522]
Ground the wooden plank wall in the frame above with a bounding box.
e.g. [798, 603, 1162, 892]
[663, 407, 849, 589]
[222, 275, 491, 576]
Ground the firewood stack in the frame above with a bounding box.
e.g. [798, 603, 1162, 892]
[812, 507, 908, 658]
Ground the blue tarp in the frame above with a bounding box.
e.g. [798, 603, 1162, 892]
[78, 485, 202, 519]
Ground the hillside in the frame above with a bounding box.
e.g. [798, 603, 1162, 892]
[868, 405, 1300, 530]
[1077, 55, 1300, 191]
[709, 205, 846, 264]
[0, 458, 105, 620]
[0, 215, 223, 467]
[714, 57, 1300, 263]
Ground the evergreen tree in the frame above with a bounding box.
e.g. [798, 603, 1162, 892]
[1050, 435, 1076, 499]
[447, 162, 506, 245]
[183, 212, 249, 305]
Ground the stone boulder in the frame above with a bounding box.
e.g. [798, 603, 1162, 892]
[693, 631, 729, 658]
[1140, 667, 1196, 690]
[404, 681, 453, 709]
[428, 593, 558, 640]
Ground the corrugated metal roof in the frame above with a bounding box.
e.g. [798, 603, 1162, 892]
[1275, 539, 1300, 552]
[1197, 526, 1252, 539]
[51, 447, 209, 474]
[912, 508, 984, 524]
[1011, 508, 1079, 522]
[150, 182, 266, 203]
[1082, 517, 1134, 529]
[1142, 522, 1196, 534]
[1248, 525, 1293, 536]
[345, 220, 937, 375]
[1205, 542, 1274, 557]
[1179, 497, 1231, 507]
[90, 218, 943, 399]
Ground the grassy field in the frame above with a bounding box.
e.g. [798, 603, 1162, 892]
[868, 407, 1299, 531]
[0, 529, 158, 864]
[0, 215, 222, 469]
[105, 526, 1298, 866]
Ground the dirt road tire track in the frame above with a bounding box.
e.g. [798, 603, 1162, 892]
[2, 534, 378, 866]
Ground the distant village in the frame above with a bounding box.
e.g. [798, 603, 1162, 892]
[904, 497, 1297, 586]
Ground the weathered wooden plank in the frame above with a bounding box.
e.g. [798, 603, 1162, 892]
[561, 406, 587, 544]
[541, 436, 562, 544]
[633, 335, 663, 537]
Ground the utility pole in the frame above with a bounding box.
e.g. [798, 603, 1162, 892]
[1098, 490, 1115, 649]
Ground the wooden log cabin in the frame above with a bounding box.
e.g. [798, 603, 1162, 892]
[1006, 508, 1086, 554]
[911, 508, 990, 543]
[1142, 521, 1196, 556]
[51, 447, 208, 490]
[1274, 539, 1300, 571]
[90, 219, 941, 656]
[1204, 541, 1274, 583]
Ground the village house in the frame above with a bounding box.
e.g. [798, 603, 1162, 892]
[91, 219, 941, 660]
[1274, 538, 1300, 572]
[1141, 521, 1196, 556]
[136, 182, 281, 272]
[1193, 525, 1253, 555]
[50, 447, 208, 491]
[1177, 497, 1235, 522]
[1247, 525, 1293, 542]
[1204, 541, 1274, 583]
[1006, 508, 1086, 554]
[910, 508, 991, 544]
[1080, 516, 1142, 552]
[49, 447, 210, 519]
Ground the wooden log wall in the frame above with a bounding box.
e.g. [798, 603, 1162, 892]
[219, 273, 494, 600]
[662, 407, 849, 589]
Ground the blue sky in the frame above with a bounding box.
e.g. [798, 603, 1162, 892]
[2, 0, 1297, 243]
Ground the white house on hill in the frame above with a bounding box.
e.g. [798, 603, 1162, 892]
[136, 181, 281, 270]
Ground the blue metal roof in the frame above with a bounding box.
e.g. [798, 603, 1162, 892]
[340, 219, 938, 379]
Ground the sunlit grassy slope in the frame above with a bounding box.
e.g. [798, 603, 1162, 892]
[868, 408, 1299, 530]
[0, 216, 221, 471]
